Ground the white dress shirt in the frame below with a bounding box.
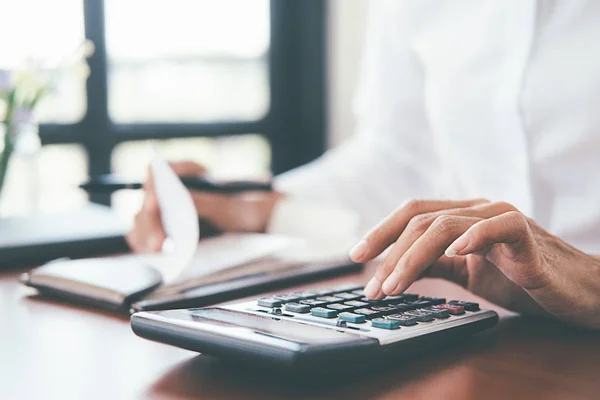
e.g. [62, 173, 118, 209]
[274, 0, 600, 253]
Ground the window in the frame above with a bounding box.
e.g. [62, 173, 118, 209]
[15, 0, 326, 218]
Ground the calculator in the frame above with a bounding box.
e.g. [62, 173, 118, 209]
[131, 284, 498, 370]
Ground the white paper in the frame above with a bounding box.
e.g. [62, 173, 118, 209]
[147, 155, 200, 283]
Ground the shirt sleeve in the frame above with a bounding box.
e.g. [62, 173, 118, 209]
[274, 1, 440, 236]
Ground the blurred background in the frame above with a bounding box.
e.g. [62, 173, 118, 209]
[0, 0, 369, 223]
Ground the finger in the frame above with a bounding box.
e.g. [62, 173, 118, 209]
[189, 192, 229, 219]
[350, 198, 488, 263]
[364, 201, 515, 299]
[418, 255, 470, 288]
[445, 211, 547, 289]
[137, 192, 167, 252]
[381, 215, 482, 296]
[169, 161, 207, 177]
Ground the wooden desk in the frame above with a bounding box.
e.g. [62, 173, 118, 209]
[2, 265, 599, 400]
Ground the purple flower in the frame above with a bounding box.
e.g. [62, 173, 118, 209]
[0, 70, 11, 91]
[12, 107, 33, 125]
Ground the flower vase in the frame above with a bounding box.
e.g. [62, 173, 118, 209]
[0, 121, 41, 215]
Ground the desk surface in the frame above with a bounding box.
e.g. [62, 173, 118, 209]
[2, 264, 600, 400]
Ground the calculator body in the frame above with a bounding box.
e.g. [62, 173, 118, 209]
[131, 285, 498, 370]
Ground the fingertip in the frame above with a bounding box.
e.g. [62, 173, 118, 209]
[147, 233, 165, 252]
[382, 277, 401, 296]
[446, 234, 470, 257]
[349, 239, 368, 262]
[364, 277, 384, 299]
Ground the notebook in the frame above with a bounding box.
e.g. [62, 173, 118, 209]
[21, 155, 360, 312]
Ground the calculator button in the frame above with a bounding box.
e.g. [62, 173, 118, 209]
[284, 303, 311, 313]
[338, 312, 366, 324]
[316, 296, 343, 304]
[387, 314, 418, 326]
[421, 307, 450, 319]
[353, 308, 380, 319]
[419, 297, 446, 305]
[391, 304, 415, 313]
[311, 307, 338, 318]
[370, 306, 397, 315]
[327, 303, 354, 311]
[273, 294, 302, 302]
[291, 291, 319, 300]
[382, 295, 407, 305]
[404, 311, 435, 322]
[359, 297, 385, 305]
[328, 284, 362, 293]
[344, 300, 369, 308]
[257, 298, 282, 308]
[399, 293, 419, 302]
[310, 289, 337, 296]
[334, 292, 362, 301]
[299, 299, 328, 307]
[435, 304, 466, 315]
[449, 300, 480, 311]
[351, 289, 365, 296]
[372, 318, 401, 330]
[409, 300, 434, 308]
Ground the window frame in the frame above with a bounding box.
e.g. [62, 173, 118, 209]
[39, 0, 328, 205]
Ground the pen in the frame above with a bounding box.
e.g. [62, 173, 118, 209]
[79, 174, 273, 194]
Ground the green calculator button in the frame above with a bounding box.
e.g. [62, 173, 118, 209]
[311, 307, 338, 318]
[338, 312, 366, 324]
[371, 318, 401, 330]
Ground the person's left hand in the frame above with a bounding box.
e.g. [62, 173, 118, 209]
[349, 199, 600, 329]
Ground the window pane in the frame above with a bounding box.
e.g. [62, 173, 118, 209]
[111, 135, 271, 221]
[0, 145, 88, 217]
[0, 1, 86, 123]
[105, 0, 270, 123]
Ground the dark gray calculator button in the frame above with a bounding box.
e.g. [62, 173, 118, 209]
[420, 297, 446, 305]
[334, 292, 362, 301]
[344, 300, 369, 308]
[400, 293, 419, 302]
[387, 314, 418, 326]
[257, 298, 283, 308]
[292, 291, 319, 299]
[273, 294, 302, 302]
[327, 303, 354, 311]
[353, 308, 379, 319]
[370, 306, 397, 315]
[404, 311, 435, 322]
[422, 307, 449, 318]
[299, 299, 328, 307]
[316, 296, 342, 304]
[284, 303, 311, 313]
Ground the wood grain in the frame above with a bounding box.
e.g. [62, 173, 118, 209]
[1, 264, 599, 400]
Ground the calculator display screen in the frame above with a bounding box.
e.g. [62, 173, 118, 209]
[182, 308, 366, 346]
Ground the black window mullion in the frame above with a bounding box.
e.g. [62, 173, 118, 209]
[83, 0, 112, 205]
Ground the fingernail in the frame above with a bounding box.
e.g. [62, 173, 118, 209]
[364, 277, 382, 299]
[445, 235, 470, 257]
[349, 239, 368, 261]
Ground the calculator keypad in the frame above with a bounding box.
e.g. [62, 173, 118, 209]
[252, 286, 483, 332]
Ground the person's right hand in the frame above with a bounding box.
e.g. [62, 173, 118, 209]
[126, 161, 281, 253]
